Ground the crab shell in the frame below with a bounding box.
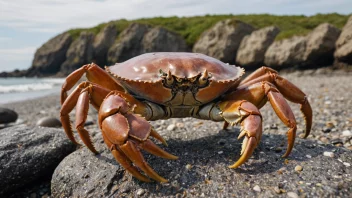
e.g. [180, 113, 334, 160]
[106, 53, 245, 105]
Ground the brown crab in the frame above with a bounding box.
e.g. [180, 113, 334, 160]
[60, 52, 312, 182]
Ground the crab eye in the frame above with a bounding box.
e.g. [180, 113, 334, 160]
[198, 70, 209, 86]
[166, 70, 174, 85]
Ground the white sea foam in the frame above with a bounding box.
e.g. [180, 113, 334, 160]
[0, 78, 65, 93]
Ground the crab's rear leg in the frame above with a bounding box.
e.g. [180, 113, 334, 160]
[60, 82, 110, 152]
[215, 100, 263, 168]
[61, 63, 125, 104]
[236, 66, 312, 138]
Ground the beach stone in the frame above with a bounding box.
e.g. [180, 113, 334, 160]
[0, 125, 76, 196]
[303, 23, 341, 67]
[36, 117, 62, 128]
[193, 19, 254, 64]
[264, 36, 306, 68]
[236, 26, 280, 68]
[335, 16, 352, 64]
[0, 108, 18, 124]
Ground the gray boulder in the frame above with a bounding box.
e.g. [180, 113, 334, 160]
[0, 125, 76, 196]
[334, 16, 352, 64]
[93, 24, 117, 67]
[107, 23, 151, 64]
[236, 26, 280, 68]
[142, 26, 189, 53]
[303, 23, 341, 67]
[264, 36, 307, 68]
[60, 32, 95, 75]
[0, 108, 17, 124]
[29, 33, 72, 76]
[193, 19, 254, 64]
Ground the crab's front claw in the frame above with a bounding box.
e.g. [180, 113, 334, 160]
[99, 93, 178, 182]
[219, 100, 263, 168]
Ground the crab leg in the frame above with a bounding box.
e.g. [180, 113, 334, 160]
[61, 63, 125, 104]
[217, 100, 262, 168]
[60, 82, 110, 150]
[99, 92, 178, 182]
[224, 82, 297, 157]
[237, 66, 312, 138]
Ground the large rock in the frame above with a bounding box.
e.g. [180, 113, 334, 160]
[193, 19, 254, 64]
[50, 122, 352, 197]
[303, 23, 341, 67]
[107, 23, 151, 64]
[236, 26, 280, 68]
[142, 27, 189, 53]
[334, 16, 352, 64]
[264, 36, 307, 68]
[0, 108, 18, 124]
[60, 32, 95, 75]
[0, 125, 76, 196]
[92, 24, 117, 66]
[28, 33, 72, 76]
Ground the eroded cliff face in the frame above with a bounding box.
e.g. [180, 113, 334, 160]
[3, 17, 351, 78]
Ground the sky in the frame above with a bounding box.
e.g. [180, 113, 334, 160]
[0, 0, 351, 73]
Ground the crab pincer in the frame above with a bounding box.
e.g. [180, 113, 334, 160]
[98, 93, 178, 182]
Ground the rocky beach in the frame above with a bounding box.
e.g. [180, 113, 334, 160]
[0, 13, 352, 198]
[0, 69, 351, 197]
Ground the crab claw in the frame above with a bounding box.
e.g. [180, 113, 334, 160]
[99, 93, 178, 182]
[218, 100, 262, 168]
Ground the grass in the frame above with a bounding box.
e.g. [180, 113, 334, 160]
[66, 13, 350, 47]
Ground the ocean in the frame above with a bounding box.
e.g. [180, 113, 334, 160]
[0, 77, 65, 104]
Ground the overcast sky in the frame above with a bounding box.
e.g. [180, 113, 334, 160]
[0, 0, 351, 73]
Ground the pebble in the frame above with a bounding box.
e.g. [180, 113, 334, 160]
[342, 130, 351, 137]
[273, 186, 281, 194]
[167, 124, 176, 131]
[136, 188, 145, 196]
[253, 185, 261, 192]
[295, 165, 303, 172]
[323, 151, 335, 158]
[322, 127, 331, 133]
[306, 155, 312, 158]
[36, 117, 62, 127]
[287, 192, 299, 198]
[185, 164, 192, 170]
[343, 162, 350, 167]
[176, 122, 184, 128]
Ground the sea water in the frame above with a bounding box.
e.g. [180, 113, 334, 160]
[0, 77, 65, 104]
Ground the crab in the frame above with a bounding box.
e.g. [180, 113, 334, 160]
[60, 52, 312, 182]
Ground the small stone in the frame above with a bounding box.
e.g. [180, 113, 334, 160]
[176, 122, 184, 128]
[295, 165, 303, 172]
[323, 151, 335, 158]
[253, 185, 261, 192]
[306, 155, 312, 158]
[287, 191, 299, 198]
[270, 124, 278, 129]
[316, 183, 322, 187]
[136, 188, 145, 196]
[167, 124, 176, 131]
[274, 147, 283, 153]
[36, 117, 62, 128]
[343, 162, 350, 167]
[319, 136, 329, 144]
[342, 130, 351, 137]
[322, 127, 331, 133]
[218, 139, 226, 145]
[273, 186, 281, 194]
[30, 192, 36, 198]
[185, 164, 192, 170]
[218, 151, 223, 154]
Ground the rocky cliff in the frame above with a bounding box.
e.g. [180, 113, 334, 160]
[1, 15, 351, 78]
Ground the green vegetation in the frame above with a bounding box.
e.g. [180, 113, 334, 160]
[66, 13, 350, 46]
